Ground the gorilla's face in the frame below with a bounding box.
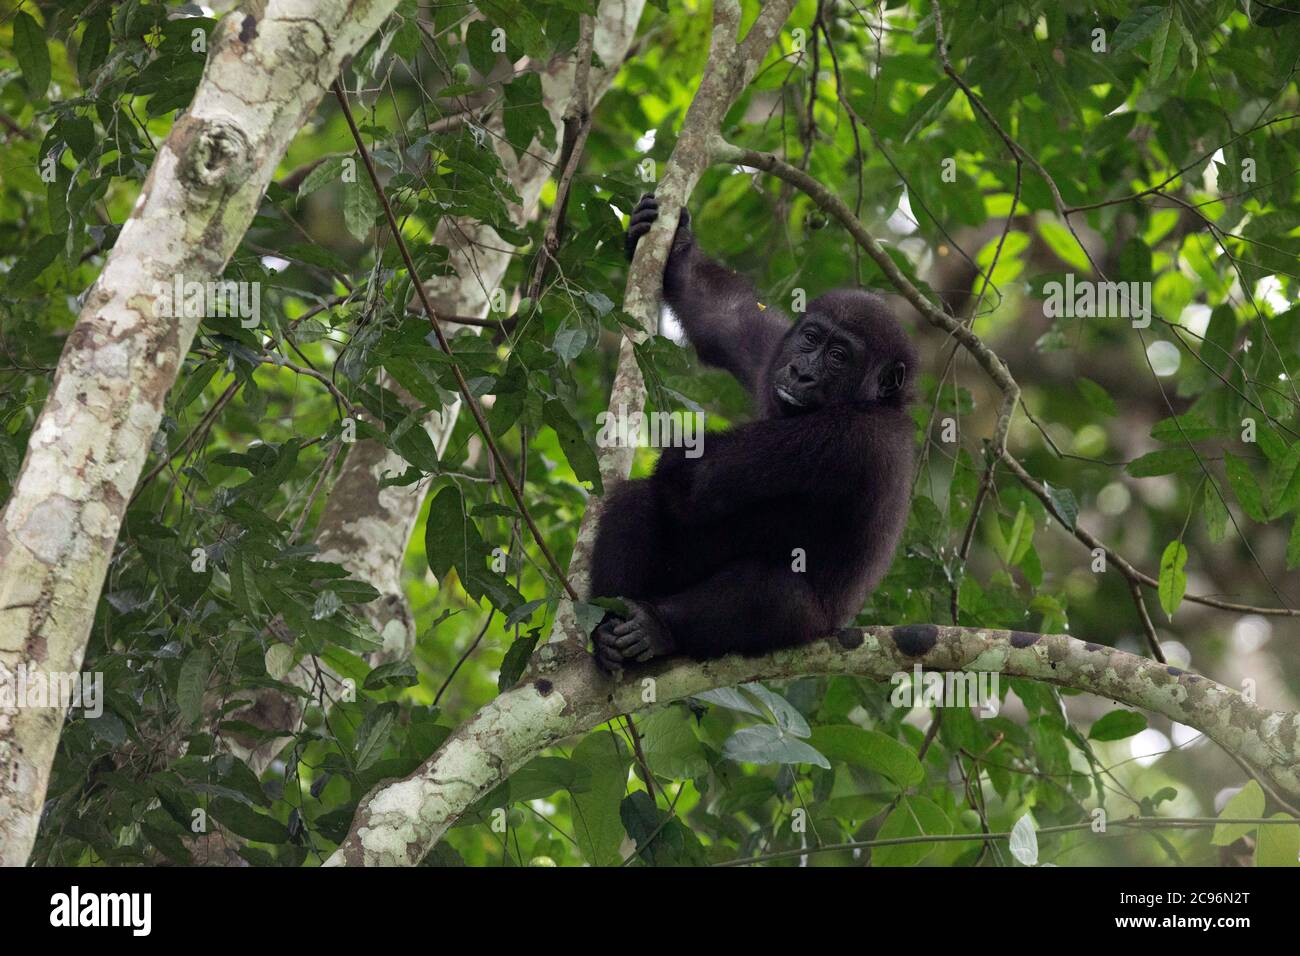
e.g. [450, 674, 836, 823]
[769, 312, 909, 415]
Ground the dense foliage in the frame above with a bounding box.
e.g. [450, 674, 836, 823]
[1, 0, 1298, 866]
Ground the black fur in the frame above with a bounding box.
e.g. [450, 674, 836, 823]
[589, 195, 917, 673]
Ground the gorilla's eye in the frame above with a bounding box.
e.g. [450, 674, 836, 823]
[828, 346, 848, 364]
[879, 362, 906, 396]
[802, 328, 818, 344]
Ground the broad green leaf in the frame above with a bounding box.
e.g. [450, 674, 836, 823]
[208, 798, 291, 844]
[295, 155, 348, 201]
[1212, 780, 1265, 846]
[7, 234, 63, 290]
[343, 178, 381, 242]
[1111, 6, 1167, 55]
[1150, 414, 1218, 443]
[1224, 452, 1266, 522]
[1204, 481, 1229, 543]
[354, 704, 396, 772]
[1044, 481, 1078, 530]
[176, 648, 211, 726]
[641, 707, 710, 779]
[542, 399, 603, 494]
[1088, 710, 1148, 741]
[1157, 539, 1188, 619]
[1149, 9, 1182, 83]
[1077, 378, 1116, 417]
[1288, 516, 1300, 569]
[808, 725, 923, 787]
[12, 12, 51, 98]
[721, 725, 829, 769]
[873, 796, 952, 867]
[571, 733, 630, 866]
[1255, 813, 1300, 867]
[1268, 444, 1300, 518]
[1126, 447, 1197, 477]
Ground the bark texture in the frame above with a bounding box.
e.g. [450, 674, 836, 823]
[329, 624, 1300, 865]
[0, 0, 401, 867]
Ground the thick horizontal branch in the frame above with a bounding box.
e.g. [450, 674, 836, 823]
[327, 624, 1300, 865]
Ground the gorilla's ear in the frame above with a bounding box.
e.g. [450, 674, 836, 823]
[879, 361, 907, 398]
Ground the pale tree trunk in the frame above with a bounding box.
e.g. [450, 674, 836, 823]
[0, 0, 401, 868]
[226, 0, 646, 780]
[329, 0, 804, 865]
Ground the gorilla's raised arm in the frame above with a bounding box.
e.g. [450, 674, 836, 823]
[625, 195, 788, 392]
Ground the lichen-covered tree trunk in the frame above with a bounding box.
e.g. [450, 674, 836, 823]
[329, 624, 1300, 865]
[0, 0, 400, 868]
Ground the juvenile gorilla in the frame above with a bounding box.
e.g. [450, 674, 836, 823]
[589, 195, 917, 673]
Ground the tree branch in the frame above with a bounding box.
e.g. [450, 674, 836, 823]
[328, 623, 1300, 865]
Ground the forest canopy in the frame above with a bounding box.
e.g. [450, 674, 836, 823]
[0, 0, 1298, 868]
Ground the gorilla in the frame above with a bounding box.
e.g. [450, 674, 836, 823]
[588, 194, 917, 673]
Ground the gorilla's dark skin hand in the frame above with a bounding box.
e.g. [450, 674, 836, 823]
[590, 194, 917, 675]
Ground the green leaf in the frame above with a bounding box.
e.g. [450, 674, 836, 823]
[208, 798, 292, 844]
[78, 13, 112, 89]
[873, 796, 952, 867]
[1126, 447, 1197, 477]
[354, 704, 396, 772]
[1088, 710, 1148, 741]
[465, 20, 499, 75]
[363, 660, 419, 690]
[1150, 414, 1218, 443]
[508, 756, 588, 802]
[570, 733, 630, 866]
[1076, 378, 1116, 417]
[1225, 452, 1266, 522]
[176, 648, 211, 726]
[296, 155, 347, 201]
[1212, 780, 1264, 846]
[497, 634, 538, 691]
[1043, 481, 1078, 531]
[1288, 516, 1300, 570]
[807, 725, 923, 787]
[1204, 481, 1229, 544]
[721, 725, 829, 769]
[7, 234, 63, 290]
[1255, 813, 1300, 867]
[476, 0, 549, 59]
[424, 484, 484, 580]
[12, 12, 51, 99]
[542, 399, 603, 494]
[1157, 539, 1188, 619]
[641, 707, 710, 778]
[1112, 6, 1167, 55]
[504, 598, 545, 629]
[1267, 444, 1300, 518]
[998, 502, 1033, 566]
[501, 72, 553, 159]
[343, 178, 381, 242]
[1148, 9, 1182, 83]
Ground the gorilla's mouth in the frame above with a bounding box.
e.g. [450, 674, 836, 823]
[774, 385, 808, 409]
